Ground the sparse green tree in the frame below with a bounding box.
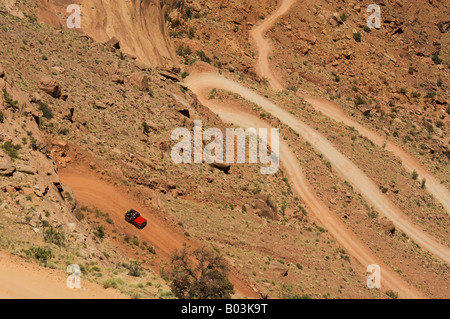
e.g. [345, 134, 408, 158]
[169, 247, 234, 299]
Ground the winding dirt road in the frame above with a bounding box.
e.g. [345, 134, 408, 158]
[248, 0, 450, 264]
[185, 0, 449, 298]
[186, 71, 450, 266]
[252, 0, 450, 215]
[58, 167, 259, 299]
[186, 75, 424, 299]
[303, 96, 450, 215]
[250, 0, 295, 91]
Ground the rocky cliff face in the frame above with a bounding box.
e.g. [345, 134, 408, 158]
[35, 0, 183, 68]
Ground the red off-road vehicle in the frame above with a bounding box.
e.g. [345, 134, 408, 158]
[125, 209, 147, 230]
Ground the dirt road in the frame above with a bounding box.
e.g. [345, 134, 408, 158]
[252, 0, 450, 215]
[186, 73, 450, 265]
[184, 0, 450, 298]
[186, 78, 424, 299]
[58, 167, 259, 299]
[303, 96, 450, 215]
[250, 0, 295, 91]
[0, 250, 125, 299]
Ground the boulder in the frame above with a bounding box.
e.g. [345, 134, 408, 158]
[111, 74, 124, 84]
[134, 60, 150, 71]
[172, 93, 190, 108]
[130, 72, 149, 91]
[208, 162, 231, 174]
[38, 76, 61, 98]
[380, 218, 396, 235]
[92, 100, 107, 110]
[105, 36, 120, 49]
[29, 92, 42, 103]
[253, 199, 278, 220]
[158, 69, 181, 82]
[16, 164, 36, 175]
[357, 104, 373, 116]
[0, 160, 15, 176]
[63, 107, 74, 122]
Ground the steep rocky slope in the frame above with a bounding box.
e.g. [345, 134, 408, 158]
[1, 0, 449, 299]
[0, 5, 364, 299]
[2, 0, 183, 68]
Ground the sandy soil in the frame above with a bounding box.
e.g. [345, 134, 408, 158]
[0, 250, 125, 299]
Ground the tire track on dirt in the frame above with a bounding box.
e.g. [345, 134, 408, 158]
[252, 0, 450, 215]
[303, 96, 450, 215]
[250, 0, 295, 91]
[185, 76, 424, 299]
[59, 167, 260, 299]
[186, 73, 450, 266]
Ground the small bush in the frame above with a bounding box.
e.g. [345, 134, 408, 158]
[169, 247, 234, 299]
[38, 102, 54, 119]
[2, 89, 18, 109]
[354, 96, 367, 106]
[105, 216, 114, 224]
[412, 170, 419, 180]
[421, 179, 426, 189]
[126, 260, 144, 277]
[0, 110, 4, 123]
[386, 290, 398, 299]
[353, 33, 362, 42]
[2, 141, 21, 159]
[196, 50, 211, 63]
[43, 225, 66, 246]
[94, 226, 105, 240]
[142, 121, 150, 134]
[432, 53, 442, 65]
[26, 246, 54, 266]
[103, 277, 125, 289]
[29, 136, 38, 150]
[184, 6, 193, 20]
[188, 28, 195, 39]
[331, 72, 340, 83]
[424, 92, 436, 99]
[184, 46, 192, 56]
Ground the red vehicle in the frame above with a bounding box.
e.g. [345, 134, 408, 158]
[125, 209, 147, 230]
